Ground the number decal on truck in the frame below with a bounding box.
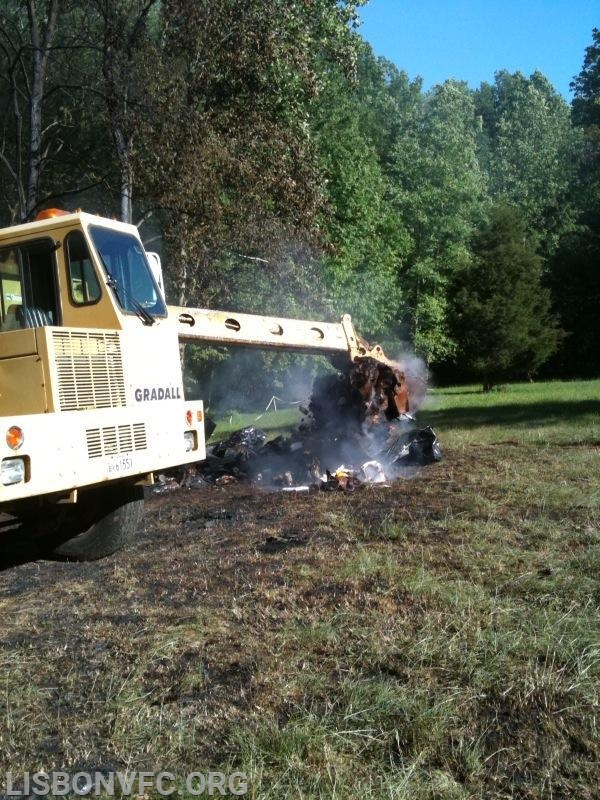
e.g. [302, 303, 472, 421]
[107, 455, 134, 475]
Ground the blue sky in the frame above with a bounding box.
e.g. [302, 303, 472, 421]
[357, 0, 598, 99]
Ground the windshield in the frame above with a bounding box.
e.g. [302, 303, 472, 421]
[89, 226, 167, 318]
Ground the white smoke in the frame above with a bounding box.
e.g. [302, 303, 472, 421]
[395, 350, 429, 412]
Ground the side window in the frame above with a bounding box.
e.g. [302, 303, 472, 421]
[0, 240, 58, 330]
[66, 230, 101, 305]
[0, 248, 23, 330]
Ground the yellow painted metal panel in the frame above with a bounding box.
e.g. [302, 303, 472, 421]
[0, 353, 47, 416]
[0, 328, 37, 359]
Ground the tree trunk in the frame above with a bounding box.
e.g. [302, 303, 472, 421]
[114, 126, 133, 224]
[25, 0, 60, 220]
[100, 0, 160, 223]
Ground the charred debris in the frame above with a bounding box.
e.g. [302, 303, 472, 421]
[159, 357, 441, 493]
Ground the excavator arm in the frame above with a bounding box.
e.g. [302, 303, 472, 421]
[174, 307, 387, 362]
[172, 306, 410, 415]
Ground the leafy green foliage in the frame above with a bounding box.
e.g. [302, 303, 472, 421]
[0, 7, 598, 382]
[133, 0, 366, 309]
[451, 205, 560, 390]
[571, 28, 600, 129]
[543, 28, 600, 379]
[475, 71, 582, 257]
[548, 229, 600, 378]
[570, 27, 600, 229]
[311, 61, 407, 337]
[389, 80, 488, 363]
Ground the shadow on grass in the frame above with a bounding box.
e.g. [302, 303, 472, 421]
[0, 515, 56, 570]
[419, 399, 600, 431]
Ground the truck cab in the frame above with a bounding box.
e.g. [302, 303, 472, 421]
[0, 211, 205, 559]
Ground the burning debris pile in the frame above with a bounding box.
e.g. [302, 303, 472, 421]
[178, 357, 441, 492]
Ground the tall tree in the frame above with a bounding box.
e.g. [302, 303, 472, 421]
[450, 205, 560, 390]
[548, 230, 600, 378]
[353, 47, 424, 168]
[0, 1, 117, 224]
[545, 28, 600, 378]
[474, 70, 582, 257]
[0, 0, 61, 220]
[135, 0, 366, 309]
[389, 80, 487, 363]
[570, 27, 600, 229]
[571, 28, 600, 130]
[311, 54, 409, 337]
[91, 0, 161, 223]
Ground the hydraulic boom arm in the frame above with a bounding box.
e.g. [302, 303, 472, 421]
[173, 305, 410, 416]
[173, 307, 396, 367]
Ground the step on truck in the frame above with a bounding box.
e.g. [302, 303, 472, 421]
[0, 210, 407, 560]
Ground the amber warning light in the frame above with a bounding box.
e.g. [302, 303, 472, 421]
[35, 208, 71, 220]
[6, 425, 24, 450]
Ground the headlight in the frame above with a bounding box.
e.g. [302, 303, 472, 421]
[1, 457, 25, 485]
[184, 431, 197, 452]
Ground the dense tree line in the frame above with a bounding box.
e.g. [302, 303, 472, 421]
[1, 2, 598, 390]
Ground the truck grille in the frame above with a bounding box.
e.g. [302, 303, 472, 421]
[86, 423, 148, 459]
[52, 331, 126, 410]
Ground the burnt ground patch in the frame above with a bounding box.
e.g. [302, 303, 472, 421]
[0, 443, 598, 798]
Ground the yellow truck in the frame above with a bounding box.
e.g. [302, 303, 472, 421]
[0, 210, 406, 560]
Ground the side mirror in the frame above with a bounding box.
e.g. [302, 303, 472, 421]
[146, 251, 165, 300]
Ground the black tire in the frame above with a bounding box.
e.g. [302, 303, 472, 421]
[49, 484, 145, 561]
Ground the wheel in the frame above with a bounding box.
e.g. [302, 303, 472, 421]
[48, 484, 145, 561]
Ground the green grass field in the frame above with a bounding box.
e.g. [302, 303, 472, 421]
[210, 380, 600, 798]
[213, 378, 600, 447]
[421, 379, 600, 446]
[211, 406, 302, 440]
[0, 379, 598, 799]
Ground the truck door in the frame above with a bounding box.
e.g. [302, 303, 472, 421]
[0, 238, 59, 415]
[0, 238, 60, 330]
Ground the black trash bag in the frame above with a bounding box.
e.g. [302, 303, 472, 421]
[388, 425, 442, 466]
[211, 426, 267, 458]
